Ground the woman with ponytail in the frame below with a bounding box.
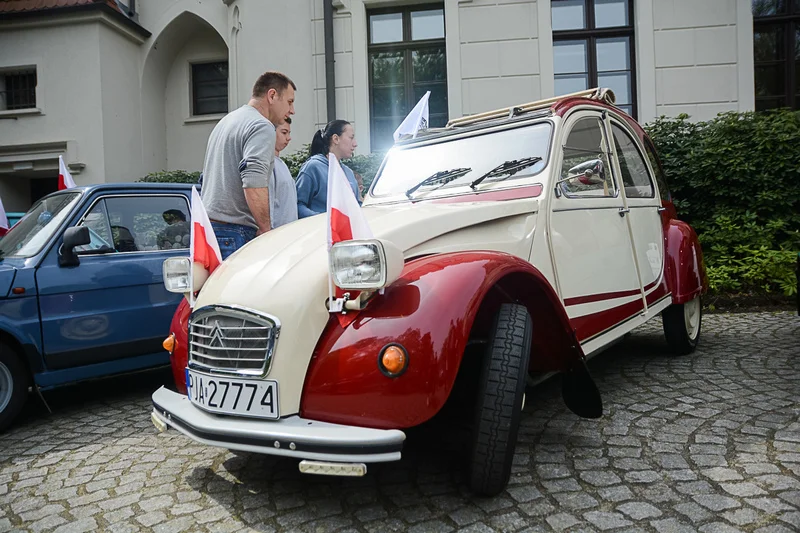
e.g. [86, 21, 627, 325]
[295, 120, 361, 218]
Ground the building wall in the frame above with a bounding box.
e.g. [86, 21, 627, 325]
[99, 24, 146, 182]
[0, 22, 106, 191]
[456, 0, 542, 115]
[164, 29, 228, 172]
[640, 0, 755, 121]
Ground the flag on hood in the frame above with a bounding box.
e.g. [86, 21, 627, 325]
[393, 90, 430, 142]
[326, 153, 373, 327]
[0, 196, 8, 238]
[58, 156, 77, 190]
[190, 186, 222, 275]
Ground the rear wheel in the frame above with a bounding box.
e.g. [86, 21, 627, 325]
[662, 295, 702, 355]
[469, 303, 531, 496]
[0, 344, 29, 433]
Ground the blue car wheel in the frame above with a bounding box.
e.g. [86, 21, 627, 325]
[0, 345, 28, 433]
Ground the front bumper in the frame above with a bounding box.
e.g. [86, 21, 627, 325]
[151, 387, 405, 463]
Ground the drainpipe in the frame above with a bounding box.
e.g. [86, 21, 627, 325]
[323, 0, 336, 122]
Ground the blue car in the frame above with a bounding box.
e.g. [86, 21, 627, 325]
[0, 183, 194, 431]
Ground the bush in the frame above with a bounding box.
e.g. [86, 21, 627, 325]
[645, 109, 800, 296]
[139, 170, 201, 184]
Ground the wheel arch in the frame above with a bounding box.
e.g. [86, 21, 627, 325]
[664, 219, 708, 304]
[300, 251, 585, 429]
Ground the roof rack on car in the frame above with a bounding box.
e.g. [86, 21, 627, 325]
[445, 87, 616, 129]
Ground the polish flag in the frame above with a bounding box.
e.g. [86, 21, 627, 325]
[0, 197, 8, 238]
[190, 186, 222, 275]
[58, 156, 77, 190]
[326, 153, 372, 326]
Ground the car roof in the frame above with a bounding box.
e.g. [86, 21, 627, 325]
[397, 87, 646, 146]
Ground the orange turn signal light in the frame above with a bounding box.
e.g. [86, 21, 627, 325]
[378, 344, 408, 377]
[163, 333, 176, 354]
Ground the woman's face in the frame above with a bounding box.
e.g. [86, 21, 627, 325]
[333, 124, 358, 159]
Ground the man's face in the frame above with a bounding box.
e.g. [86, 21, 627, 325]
[268, 86, 296, 125]
[275, 123, 292, 154]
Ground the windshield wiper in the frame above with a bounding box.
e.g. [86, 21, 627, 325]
[469, 156, 543, 190]
[405, 168, 472, 199]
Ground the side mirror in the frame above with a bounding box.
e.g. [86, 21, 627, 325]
[59, 226, 91, 267]
[554, 159, 607, 197]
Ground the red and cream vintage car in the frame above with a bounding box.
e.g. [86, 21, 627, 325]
[151, 88, 706, 496]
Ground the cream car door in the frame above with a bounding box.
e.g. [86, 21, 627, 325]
[549, 112, 643, 344]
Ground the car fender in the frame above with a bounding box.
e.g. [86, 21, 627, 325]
[0, 309, 44, 375]
[664, 219, 708, 304]
[300, 251, 585, 430]
[168, 298, 191, 394]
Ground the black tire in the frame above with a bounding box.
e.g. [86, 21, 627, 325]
[662, 296, 702, 356]
[469, 303, 532, 496]
[0, 343, 29, 433]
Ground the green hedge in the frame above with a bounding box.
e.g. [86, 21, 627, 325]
[645, 109, 800, 296]
[139, 170, 201, 184]
[282, 144, 386, 192]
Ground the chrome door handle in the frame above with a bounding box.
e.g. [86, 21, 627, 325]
[618, 207, 630, 217]
[657, 206, 667, 213]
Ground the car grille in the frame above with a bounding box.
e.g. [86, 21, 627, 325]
[188, 305, 279, 377]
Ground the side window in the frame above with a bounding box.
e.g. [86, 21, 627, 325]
[103, 196, 191, 252]
[559, 117, 616, 198]
[610, 123, 654, 199]
[643, 139, 671, 202]
[76, 200, 115, 254]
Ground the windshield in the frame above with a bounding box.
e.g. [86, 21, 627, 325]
[0, 192, 82, 259]
[371, 122, 552, 197]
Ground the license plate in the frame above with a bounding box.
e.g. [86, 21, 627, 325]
[186, 369, 278, 419]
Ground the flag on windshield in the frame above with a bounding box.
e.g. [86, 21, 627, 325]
[190, 186, 222, 275]
[393, 91, 430, 142]
[58, 156, 77, 190]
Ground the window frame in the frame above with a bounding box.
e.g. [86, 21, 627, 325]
[558, 115, 621, 200]
[609, 120, 655, 199]
[0, 67, 37, 111]
[74, 194, 191, 256]
[367, 4, 447, 151]
[552, 0, 638, 119]
[190, 60, 229, 117]
[752, 1, 800, 110]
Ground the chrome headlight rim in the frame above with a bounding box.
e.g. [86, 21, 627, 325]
[329, 239, 388, 290]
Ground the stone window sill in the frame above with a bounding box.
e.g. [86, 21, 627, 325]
[184, 114, 225, 125]
[0, 108, 43, 119]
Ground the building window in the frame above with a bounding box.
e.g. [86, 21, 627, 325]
[368, 5, 447, 151]
[191, 61, 228, 116]
[551, 0, 636, 117]
[0, 68, 37, 111]
[752, 0, 800, 110]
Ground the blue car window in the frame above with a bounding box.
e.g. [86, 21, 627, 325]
[103, 196, 191, 252]
[76, 201, 115, 254]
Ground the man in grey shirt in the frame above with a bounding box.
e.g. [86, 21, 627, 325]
[201, 71, 296, 259]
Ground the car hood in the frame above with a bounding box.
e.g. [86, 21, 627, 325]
[194, 197, 540, 415]
[0, 264, 17, 299]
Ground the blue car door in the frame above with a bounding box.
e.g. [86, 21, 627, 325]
[35, 192, 191, 373]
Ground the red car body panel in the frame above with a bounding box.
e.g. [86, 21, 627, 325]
[168, 298, 191, 395]
[299, 251, 583, 429]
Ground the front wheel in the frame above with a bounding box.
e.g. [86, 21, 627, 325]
[0, 344, 29, 433]
[469, 303, 532, 496]
[662, 295, 702, 355]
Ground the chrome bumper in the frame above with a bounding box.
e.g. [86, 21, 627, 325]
[151, 387, 405, 463]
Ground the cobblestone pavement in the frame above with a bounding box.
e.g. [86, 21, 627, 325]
[1, 312, 798, 533]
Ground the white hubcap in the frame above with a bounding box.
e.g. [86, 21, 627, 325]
[0, 361, 12, 414]
[684, 297, 701, 341]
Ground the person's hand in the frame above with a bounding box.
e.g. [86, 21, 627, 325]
[257, 227, 270, 237]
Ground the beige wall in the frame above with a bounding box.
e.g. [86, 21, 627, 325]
[165, 29, 228, 172]
[0, 22, 106, 187]
[99, 24, 146, 183]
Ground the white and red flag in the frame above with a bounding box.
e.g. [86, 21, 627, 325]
[190, 186, 222, 276]
[326, 153, 373, 326]
[58, 156, 77, 190]
[0, 196, 8, 238]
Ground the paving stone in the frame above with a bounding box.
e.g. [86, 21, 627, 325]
[617, 502, 662, 520]
[720, 482, 768, 497]
[583, 511, 632, 530]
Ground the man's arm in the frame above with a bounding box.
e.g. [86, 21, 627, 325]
[243, 187, 271, 235]
[241, 121, 276, 233]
